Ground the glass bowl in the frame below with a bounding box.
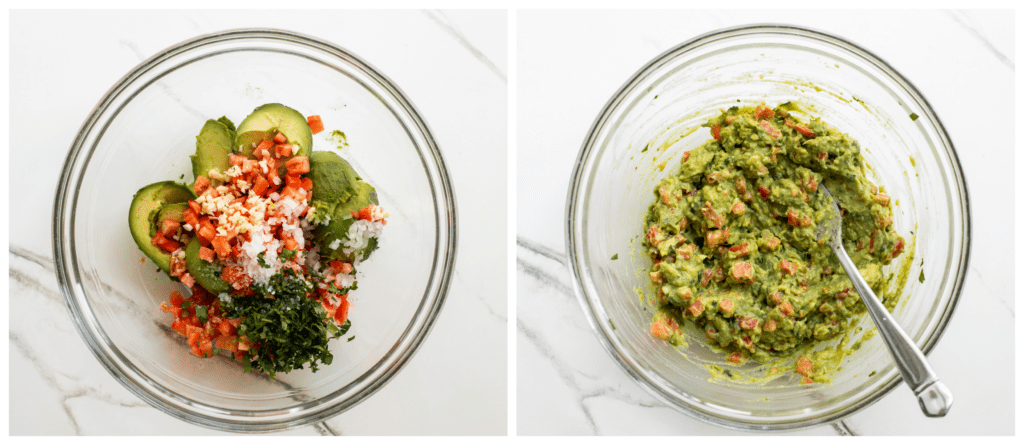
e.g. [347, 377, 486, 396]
[52, 29, 457, 432]
[566, 24, 970, 431]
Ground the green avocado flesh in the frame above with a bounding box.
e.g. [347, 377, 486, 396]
[643, 103, 906, 383]
[185, 237, 230, 294]
[129, 182, 194, 273]
[309, 151, 379, 262]
[191, 118, 235, 180]
[233, 103, 312, 167]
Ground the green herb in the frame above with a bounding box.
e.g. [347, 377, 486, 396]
[347, 336, 356, 342]
[224, 268, 345, 379]
[196, 305, 208, 324]
[179, 174, 185, 179]
[181, 310, 189, 318]
[280, 249, 297, 261]
[256, 252, 270, 268]
[641, 144, 649, 153]
[181, 301, 190, 309]
[360, 238, 380, 261]
[611, 254, 618, 260]
[918, 270, 925, 283]
[868, 370, 877, 377]
[909, 113, 919, 121]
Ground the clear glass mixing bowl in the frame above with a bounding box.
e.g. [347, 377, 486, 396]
[53, 29, 457, 432]
[566, 24, 970, 431]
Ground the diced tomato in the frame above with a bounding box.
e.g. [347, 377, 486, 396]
[211, 236, 232, 259]
[726, 350, 746, 364]
[169, 291, 185, 307]
[273, 132, 288, 144]
[787, 209, 811, 228]
[179, 273, 195, 288]
[198, 246, 216, 262]
[151, 234, 181, 253]
[706, 229, 729, 247]
[283, 238, 298, 251]
[334, 297, 350, 325]
[780, 259, 798, 275]
[194, 176, 211, 195]
[221, 265, 252, 290]
[275, 144, 293, 157]
[725, 115, 736, 125]
[186, 327, 202, 346]
[758, 185, 771, 199]
[711, 124, 721, 141]
[256, 139, 274, 157]
[217, 320, 236, 336]
[892, 237, 905, 258]
[285, 174, 302, 189]
[252, 175, 270, 196]
[754, 104, 775, 120]
[738, 316, 759, 330]
[198, 338, 213, 356]
[242, 159, 259, 174]
[229, 154, 247, 167]
[701, 202, 726, 228]
[215, 335, 239, 353]
[307, 115, 325, 134]
[285, 156, 310, 175]
[796, 355, 813, 377]
[171, 319, 189, 336]
[300, 177, 313, 191]
[689, 299, 705, 317]
[160, 219, 180, 237]
[650, 319, 672, 341]
[190, 345, 203, 357]
[183, 208, 199, 229]
[784, 118, 816, 139]
[759, 120, 781, 138]
[731, 262, 755, 283]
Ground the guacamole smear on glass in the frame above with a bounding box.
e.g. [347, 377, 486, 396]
[643, 103, 905, 383]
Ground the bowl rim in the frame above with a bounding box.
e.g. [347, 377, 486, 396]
[52, 28, 458, 432]
[565, 23, 971, 431]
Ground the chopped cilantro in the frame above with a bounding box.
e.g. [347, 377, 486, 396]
[347, 336, 355, 342]
[181, 301, 190, 309]
[224, 268, 346, 379]
[256, 252, 270, 268]
[360, 238, 380, 261]
[611, 254, 619, 260]
[196, 305, 208, 324]
[909, 112, 919, 121]
[280, 249, 297, 261]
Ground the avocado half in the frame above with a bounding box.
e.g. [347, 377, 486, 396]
[308, 151, 379, 262]
[128, 182, 194, 274]
[233, 103, 312, 168]
[190, 118, 235, 180]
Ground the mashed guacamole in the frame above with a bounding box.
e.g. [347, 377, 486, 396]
[643, 103, 906, 383]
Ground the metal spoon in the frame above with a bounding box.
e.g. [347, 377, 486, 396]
[816, 185, 952, 417]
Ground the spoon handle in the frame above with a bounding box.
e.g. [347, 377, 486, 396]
[831, 243, 953, 417]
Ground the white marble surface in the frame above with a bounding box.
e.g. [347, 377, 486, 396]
[9, 10, 507, 435]
[516, 10, 1013, 435]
